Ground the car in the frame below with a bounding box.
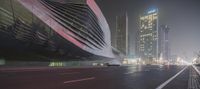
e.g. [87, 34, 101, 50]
[92, 63, 104, 66]
[105, 63, 121, 66]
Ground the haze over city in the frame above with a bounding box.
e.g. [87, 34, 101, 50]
[97, 0, 200, 61]
[1, 0, 200, 89]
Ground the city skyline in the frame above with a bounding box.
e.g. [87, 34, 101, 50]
[1, 1, 200, 89]
[96, 0, 200, 61]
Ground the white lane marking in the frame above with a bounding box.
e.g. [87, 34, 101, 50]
[60, 72, 80, 75]
[192, 65, 200, 76]
[156, 66, 188, 89]
[64, 77, 95, 84]
[125, 72, 135, 74]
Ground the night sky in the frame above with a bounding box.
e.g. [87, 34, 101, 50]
[96, 0, 200, 61]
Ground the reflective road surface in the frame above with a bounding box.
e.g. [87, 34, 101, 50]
[0, 65, 199, 89]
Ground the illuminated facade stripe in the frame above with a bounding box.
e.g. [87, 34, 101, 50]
[18, 0, 84, 48]
[16, 0, 114, 58]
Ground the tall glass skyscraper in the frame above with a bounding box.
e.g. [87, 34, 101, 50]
[159, 25, 170, 61]
[115, 13, 129, 56]
[138, 9, 159, 62]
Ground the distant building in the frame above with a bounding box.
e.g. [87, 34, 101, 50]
[137, 9, 159, 62]
[159, 25, 170, 60]
[115, 13, 129, 56]
[170, 55, 178, 64]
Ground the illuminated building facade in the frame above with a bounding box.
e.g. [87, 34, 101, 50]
[115, 13, 129, 56]
[0, 0, 115, 61]
[138, 9, 159, 61]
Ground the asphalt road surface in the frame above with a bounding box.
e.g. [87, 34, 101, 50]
[0, 65, 198, 89]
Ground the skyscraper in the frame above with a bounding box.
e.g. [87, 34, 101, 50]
[159, 25, 170, 60]
[116, 13, 129, 56]
[137, 9, 159, 62]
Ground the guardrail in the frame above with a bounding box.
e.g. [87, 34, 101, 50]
[192, 65, 200, 76]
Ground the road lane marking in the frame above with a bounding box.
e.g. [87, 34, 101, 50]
[64, 77, 95, 84]
[125, 72, 135, 74]
[156, 66, 188, 89]
[60, 72, 80, 75]
[192, 65, 200, 76]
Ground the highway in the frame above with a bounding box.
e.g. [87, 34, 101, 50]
[0, 65, 199, 89]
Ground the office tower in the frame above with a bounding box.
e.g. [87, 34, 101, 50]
[137, 9, 159, 62]
[159, 25, 170, 60]
[116, 13, 129, 56]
